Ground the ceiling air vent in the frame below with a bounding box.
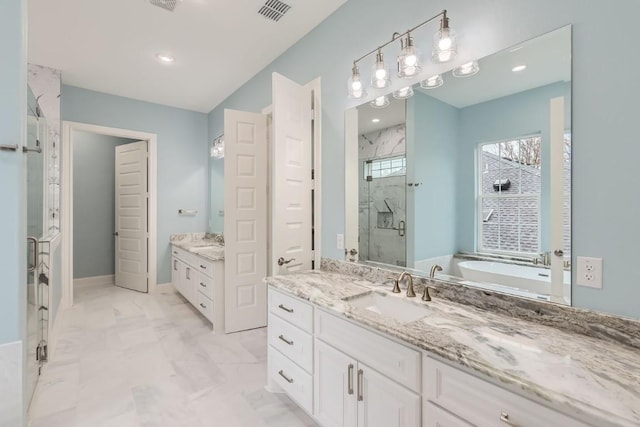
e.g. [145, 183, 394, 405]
[258, 0, 292, 22]
[149, 0, 179, 12]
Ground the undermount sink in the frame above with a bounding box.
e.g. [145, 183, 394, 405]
[190, 245, 224, 255]
[347, 291, 429, 323]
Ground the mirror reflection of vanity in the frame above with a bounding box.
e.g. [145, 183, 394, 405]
[345, 26, 572, 305]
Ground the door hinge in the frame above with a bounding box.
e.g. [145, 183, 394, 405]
[36, 342, 48, 363]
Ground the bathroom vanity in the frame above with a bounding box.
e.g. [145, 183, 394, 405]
[170, 234, 225, 332]
[266, 262, 640, 427]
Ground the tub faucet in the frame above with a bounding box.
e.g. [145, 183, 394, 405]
[429, 264, 443, 279]
[398, 272, 416, 298]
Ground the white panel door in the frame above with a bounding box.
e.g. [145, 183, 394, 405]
[272, 72, 313, 274]
[115, 140, 148, 293]
[224, 109, 268, 333]
[357, 362, 421, 427]
[549, 96, 567, 304]
[314, 339, 358, 427]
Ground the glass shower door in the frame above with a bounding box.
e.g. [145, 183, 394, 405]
[26, 87, 48, 405]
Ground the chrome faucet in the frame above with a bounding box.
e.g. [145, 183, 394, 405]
[534, 251, 551, 266]
[398, 272, 416, 298]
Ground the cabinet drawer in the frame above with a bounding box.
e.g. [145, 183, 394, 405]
[269, 289, 313, 333]
[269, 346, 313, 414]
[268, 313, 313, 373]
[424, 402, 473, 427]
[196, 273, 214, 300]
[315, 309, 421, 393]
[196, 292, 214, 323]
[424, 357, 588, 427]
[194, 257, 214, 278]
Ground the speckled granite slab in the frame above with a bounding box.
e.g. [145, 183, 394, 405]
[266, 269, 640, 427]
[170, 233, 224, 261]
[321, 258, 640, 350]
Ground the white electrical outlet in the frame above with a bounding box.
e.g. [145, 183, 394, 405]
[336, 234, 345, 250]
[577, 256, 603, 288]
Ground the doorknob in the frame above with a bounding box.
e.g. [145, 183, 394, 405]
[277, 257, 295, 266]
[349, 249, 358, 256]
[554, 249, 564, 257]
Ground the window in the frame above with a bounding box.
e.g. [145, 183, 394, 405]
[364, 155, 406, 180]
[478, 136, 541, 254]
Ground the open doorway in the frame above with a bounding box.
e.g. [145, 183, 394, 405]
[61, 122, 158, 306]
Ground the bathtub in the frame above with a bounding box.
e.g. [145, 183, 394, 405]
[457, 260, 570, 300]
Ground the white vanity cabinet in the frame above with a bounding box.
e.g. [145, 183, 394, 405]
[423, 356, 590, 427]
[314, 309, 421, 427]
[171, 246, 224, 331]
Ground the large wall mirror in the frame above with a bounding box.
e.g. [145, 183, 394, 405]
[345, 26, 572, 305]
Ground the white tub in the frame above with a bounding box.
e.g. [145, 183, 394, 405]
[457, 260, 570, 300]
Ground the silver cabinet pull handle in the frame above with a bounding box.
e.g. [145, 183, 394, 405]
[186, 267, 191, 280]
[347, 364, 354, 395]
[357, 369, 364, 401]
[173, 260, 177, 271]
[200, 303, 207, 309]
[199, 282, 206, 288]
[200, 264, 207, 269]
[278, 370, 294, 384]
[278, 335, 294, 346]
[500, 412, 518, 426]
[173, 251, 178, 255]
[277, 257, 295, 266]
[278, 304, 294, 313]
[27, 237, 38, 273]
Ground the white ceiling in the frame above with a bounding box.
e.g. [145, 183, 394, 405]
[28, 0, 347, 113]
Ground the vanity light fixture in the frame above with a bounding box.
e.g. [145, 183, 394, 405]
[393, 86, 414, 100]
[512, 64, 527, 72]
[348, 63, 367, 99]
[347, 9, 457, 98]
[370, 95, 390, 108]
[371, 49, 391, 89]
[432, 11, 457, 63]
[420, 74, 444, 89]
[453, 60, 480, 77]
[211, 135, 224, 159]
[155, 53, 175, 64]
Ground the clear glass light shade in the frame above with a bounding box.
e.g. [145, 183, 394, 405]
[370, 95, 390, 108]
[211, 138, 225, 159]
[371, 51, 391, 89]
[397, 36, 422, 78]
[348, 74, 367, 99]
[420, 74, 444, 89]
[432, 27, 457, 63]
[393, 86, 414, 99]
[452, 60, 480, 77]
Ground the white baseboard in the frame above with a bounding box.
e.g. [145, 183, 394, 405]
[73, 274, 114, 287]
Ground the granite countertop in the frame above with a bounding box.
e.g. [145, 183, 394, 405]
[170, 233, 224, 261]
[266, 270, 640, 427]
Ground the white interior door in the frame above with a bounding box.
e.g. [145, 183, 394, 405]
[115, 140, 148, 293]
[272, 72, 313, 274]
[224, 109, 268, 333]
[549, 96, 567, 304]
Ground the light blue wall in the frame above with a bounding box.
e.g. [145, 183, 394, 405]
[207, 0, 640, 319]
[457, 82, 572, 253]
[73, 131, 137, 279]
[407, 91, 459, 264]
[62, 86, 209, 284]
[0, 0, 27, 345]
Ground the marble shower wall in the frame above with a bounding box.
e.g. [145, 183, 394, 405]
[358, 125, 407, 266]
[28, 64, 61, 236]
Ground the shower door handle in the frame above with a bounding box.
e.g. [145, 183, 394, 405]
[398, 221, 406, 237]
[27, 236, 38, 273]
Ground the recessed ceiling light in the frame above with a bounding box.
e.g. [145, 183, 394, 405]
[512, 65, 527, 72]
[156, 53, 175, 64]
[372, 118, 380, 123]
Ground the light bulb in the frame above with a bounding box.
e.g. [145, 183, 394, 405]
[404, 54, 417, 67]
[375, 68, 387, 80]
[352, 80, 362, 91]
[432, 13, 457, 64]
[371, 50, 391, 89]
[438, 51, 452, 62]
[438, 28, 452, 50]
[397, 33, 422, 78]
[348, 64, 367, 99]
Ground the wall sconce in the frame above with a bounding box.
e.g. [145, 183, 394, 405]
[348, 9, 457, 100]
[211, 135, 224, 159]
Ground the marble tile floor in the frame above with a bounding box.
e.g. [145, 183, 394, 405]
[29, 282, 317, 427]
